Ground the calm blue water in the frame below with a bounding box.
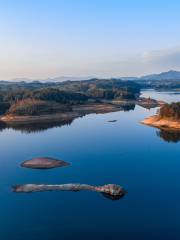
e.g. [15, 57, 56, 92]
[0, 90, 179, 240]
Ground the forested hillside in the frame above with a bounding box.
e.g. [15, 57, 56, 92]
[0, 79, 140, 116]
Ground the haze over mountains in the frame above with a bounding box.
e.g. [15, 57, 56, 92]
[120, 70, 180, 81]
[1, 70, 180, 83]
[140, 70, 180, 81]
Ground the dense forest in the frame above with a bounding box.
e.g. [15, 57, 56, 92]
[159, 102, 180, 120]
[8, 99, 72, 116]
[0, 79, 140, 116]
[135, 79, 180, 90]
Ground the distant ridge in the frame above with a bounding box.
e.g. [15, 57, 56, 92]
[140, 70, 180, 80]
[1, 70, 180, 83]
[8, 76, 94, 83]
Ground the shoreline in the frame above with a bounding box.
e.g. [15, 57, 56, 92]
[0, 103, 120, 124]
[112, 98, 165, 109]
[141, 115, 180, 131]
[0, 97, 165, 125]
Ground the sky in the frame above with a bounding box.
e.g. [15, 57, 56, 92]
[0, 0, 180, 80]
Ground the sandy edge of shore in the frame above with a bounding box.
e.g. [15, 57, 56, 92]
[0, 103, 119, 124]
[141, 115, 180, 131]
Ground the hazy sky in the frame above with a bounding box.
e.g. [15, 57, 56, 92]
[0, 0, 180, 79]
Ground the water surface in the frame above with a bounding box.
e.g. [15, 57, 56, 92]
[0, 90, 179, 240]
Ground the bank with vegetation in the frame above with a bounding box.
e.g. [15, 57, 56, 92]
[0, 79, 140, 122]
[0, 78, 164, 125]
[141, 102, 180, 130]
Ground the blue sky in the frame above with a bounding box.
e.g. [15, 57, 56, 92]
[0, 0, 180, 79]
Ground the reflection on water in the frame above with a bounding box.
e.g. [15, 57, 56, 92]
[142, 90, 180, 143]
[101, 192, 125, 200]
[0, 120, 7, 132]
[13, 183, 126, 201]
[0, 119, 74, 134]
[119, 104, 135, 111]
[0, 90, 179, 240]
[156, 129, 180, 143]
[0, 104, 135, 134]
[141, 89, 180, 103]
[170, 92, 180, 95]
[0, 99, 179, 144]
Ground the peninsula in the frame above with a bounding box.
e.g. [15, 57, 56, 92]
[0, 78, 163, 126]
[0, 78, 139, 119]
[141, 102, 180, 130]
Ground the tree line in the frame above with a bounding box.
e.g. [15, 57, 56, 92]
[159, 102, 180, 120]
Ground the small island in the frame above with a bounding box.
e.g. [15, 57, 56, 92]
[141, 102, 180, 130]
[136, 97, 165, 109]
[21, 157, 70, 169]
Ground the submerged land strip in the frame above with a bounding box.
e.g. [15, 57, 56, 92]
[13, 156, 127, 200]
[13, 183, 126, 200]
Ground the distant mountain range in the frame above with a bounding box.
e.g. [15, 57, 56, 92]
[140, 70, 180, 81]
[7, 76, 94, 83]
[1, 70, 180, 83]
[121, 70, 180, 81]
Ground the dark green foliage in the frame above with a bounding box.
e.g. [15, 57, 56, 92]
[8, 99, 72, 116]
[85, 79, 140, 100]
[0, 102, 10, 114]
[26, 88, 88, 104]
[0, 78, 140, 115]
[159, 102, 180, 120]
[2, 89, 29, 103]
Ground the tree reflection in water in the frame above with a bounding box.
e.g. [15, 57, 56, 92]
[0, 119, 74, 134]
[0, 104, 135, 134]
[156, 129, 180, 143]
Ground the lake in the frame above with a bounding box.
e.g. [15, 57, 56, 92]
[0, 90, 179, 240]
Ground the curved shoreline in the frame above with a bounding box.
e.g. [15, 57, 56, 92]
[0, 98, 165, 125]
[0, 112, 80, 124]
[141, 115, 180, 131]
[0, 103, 120, 124]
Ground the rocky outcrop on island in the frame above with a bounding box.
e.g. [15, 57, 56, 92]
[12, 183, 126, 200]
[21, 157, 70, 169]
[141, 102, 180, 131]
